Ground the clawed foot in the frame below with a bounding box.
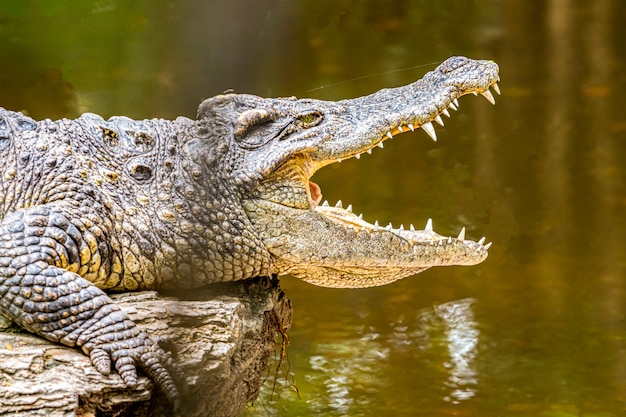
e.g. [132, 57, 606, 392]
[79, 305, 186, 406]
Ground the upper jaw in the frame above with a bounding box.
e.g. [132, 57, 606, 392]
[310, 57, 500, 164]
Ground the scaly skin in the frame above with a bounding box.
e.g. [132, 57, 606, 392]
[0, 56, 499, 402]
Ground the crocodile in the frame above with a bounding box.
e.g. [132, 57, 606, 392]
[0, 56, 499, 404]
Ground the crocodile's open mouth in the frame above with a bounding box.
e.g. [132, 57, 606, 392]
[243, 57, 500, 287]
[305, 80, 499, 248]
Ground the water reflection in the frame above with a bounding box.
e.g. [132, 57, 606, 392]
[437, 300, 479, 403]
[246, 299, 479, 416]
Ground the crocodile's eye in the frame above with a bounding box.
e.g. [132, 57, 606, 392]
[295, 111, 323, 127]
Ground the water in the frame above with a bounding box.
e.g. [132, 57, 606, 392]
[1, 1, 626, 416]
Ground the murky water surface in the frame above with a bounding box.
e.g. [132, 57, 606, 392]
[2, 1, 626, 416]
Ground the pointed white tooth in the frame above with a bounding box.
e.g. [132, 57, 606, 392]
[449, 101, 457, 111]
[425, 218, 433, 232]
[322, 200, 329, 207]
[421, 122, 437, 142]
[367, 149, 372, 154]
[481, 89, 496, 105]
[484, 242, 493, 250]
[478, 237, 486, 245]
[355, 153, 361, 159]
[385, 223, 393, 231]
[473, 92, 478, 96]
[377, 141, 384, 148]
[400, 224, 404, 230]
[410, 224, 415, 231]
[457, 227, 466, 240]
[346, 204, 353, 212]
[408, 124, 415, 131]
[387, 131, 393, 139]
[453, 98, 459, 107]
[492, 82, 501, 95]
[447, 237, 453, 244]
[335, 200, 343, 208]
[442, 108, 451, 118]
[358, 213, 363, 219]
[337, 158, 342, 163]
[434, 115, 444, 126]
[374, 220, 380, 228]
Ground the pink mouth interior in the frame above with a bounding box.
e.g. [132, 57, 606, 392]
[309, 181, 322, 208]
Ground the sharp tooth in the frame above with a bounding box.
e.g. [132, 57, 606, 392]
[387, 131, 393, 139]
[399, 224, 404, 230]
[408, 124, 415, 131]
[358, 213, 363, 219]
[385, 223, 393, 231]
[421, 122, 437, 141]
[322, 200, 329, 207]
[337, 158, 342, 163]
[492, 83, 501, 95]
[484, 242, 493, 250]
[335, 200, 343, 208]
[377, 142, 384, 148]
[434, 115, 444, 126]
[478, 237, 486, 245]
[425, 218, 433, 232]
[367, 149, 372, 154]
[355, 153, 361, 159]
[453, 98, 459, 107]
[442, 109, 451, 118]
[457, 227, 466, 240]
[410, 224, 415, 231]
[472, 92, 478, 96]
[449, 101, 458, 111]
[346, 204, 353, 212]
[374, 220, 380, 228]
[447, 237, 453, 244]
[481, 89, 496, 105]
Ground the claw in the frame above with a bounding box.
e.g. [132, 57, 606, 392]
[115, 356, 139, 387]
[90, 348, 112, 376]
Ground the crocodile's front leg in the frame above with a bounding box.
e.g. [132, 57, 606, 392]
[0, 204, 182, 403]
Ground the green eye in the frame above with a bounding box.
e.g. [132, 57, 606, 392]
[296, 112, 323, 126]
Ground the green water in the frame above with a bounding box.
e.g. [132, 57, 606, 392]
[2, 1, 626, 416]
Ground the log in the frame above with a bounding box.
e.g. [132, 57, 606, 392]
[0, 276, 292, 417]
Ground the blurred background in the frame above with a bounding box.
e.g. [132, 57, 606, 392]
[1, 1, 625, 416]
